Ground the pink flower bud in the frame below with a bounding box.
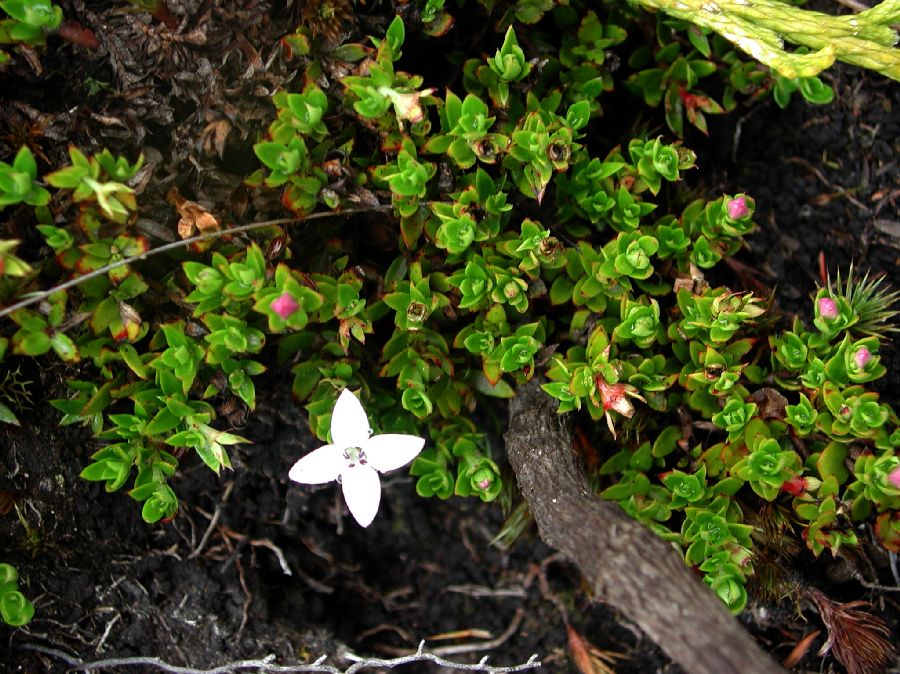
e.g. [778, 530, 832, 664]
[817, 297, 838, 320]
[271, 292, 299, 319]
[780, 476, 807, 496]
[888, 466, 900, 490]
[725, 196, 749, 220]
[853, 347, 871, 370]
[477, 478, 492, 491]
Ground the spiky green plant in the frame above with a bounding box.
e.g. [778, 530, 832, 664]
[823, 265, 900, 338]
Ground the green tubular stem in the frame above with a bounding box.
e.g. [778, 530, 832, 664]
[633, 0, 900, 80]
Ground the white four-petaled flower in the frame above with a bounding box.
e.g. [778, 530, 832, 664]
[289, 389, 425, 527]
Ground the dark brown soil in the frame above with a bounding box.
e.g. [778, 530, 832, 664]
[1, 1, 898, 673]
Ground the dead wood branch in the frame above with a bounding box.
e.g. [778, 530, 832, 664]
[504, 379, 786, 674]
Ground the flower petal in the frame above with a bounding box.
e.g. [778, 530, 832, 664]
[330, 389, 371, 449]
[341, 465, 381, 527]
[288, 444, 344, 484]
[364, 434, 425, 473]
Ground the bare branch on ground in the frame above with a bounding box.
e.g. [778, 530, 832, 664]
[504, 379, 788, 674]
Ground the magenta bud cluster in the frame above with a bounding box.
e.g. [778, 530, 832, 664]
[725, 196, 749, 220]
[854, 347, 872, 369]
[889, 465, 900, 490]
[271, 292, 299, 319]
[817, 297, 839, 320]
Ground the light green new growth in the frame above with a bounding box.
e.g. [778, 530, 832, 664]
[635, 0, 900, 81]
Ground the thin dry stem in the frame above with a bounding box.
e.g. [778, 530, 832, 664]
[0, 206, 393, 320]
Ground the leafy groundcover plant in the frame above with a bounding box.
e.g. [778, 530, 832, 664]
[0, 0, 898, 655]
[0, 562, 33, 627]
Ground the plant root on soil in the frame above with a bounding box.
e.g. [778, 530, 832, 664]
[20, 641, 541, 674]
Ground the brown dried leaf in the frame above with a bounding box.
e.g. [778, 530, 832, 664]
[748, 387, 788, 420]
[90, 113, 130, 130]
[782, 629, 820, 668]
[426, 628, 492, 641]
[390, 88, 436, 125]
[19, 45, 43, 76]
[566, 625, 621, 674]
[674, 264, 708, 294]
[345, 187, 381, 208]
[117, 302, 142, 343]
[169, 188, 220, 239]
[673, 276, 694, 293]
[150, 1, 179, 30]
[233, 33, 263, 79]
[136, 218, 176, 243]
[809, 587, 896, 674]
[0, 491, 16, 517]
[129, 154, 156, 193]
[57, 20, 99, 49]
[201, 118, 231, 158]
[567, 624, 595, 674]
[170, 26, 208, 45]
[872, 219, 900, 239]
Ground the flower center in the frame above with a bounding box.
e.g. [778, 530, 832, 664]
[344, 446, 368, 467]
